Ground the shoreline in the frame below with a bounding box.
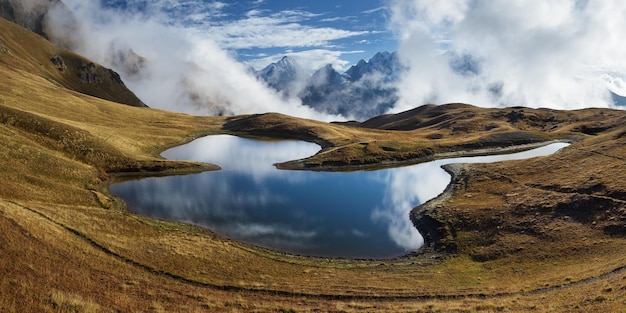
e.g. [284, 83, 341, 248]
[276, 139, 572, 172]
[105, 136, 572, 261]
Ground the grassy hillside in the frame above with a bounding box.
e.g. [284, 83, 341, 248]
[1, 16, 626, 312]
[224, 104, 623, 171]
[0, 17, 145, 107]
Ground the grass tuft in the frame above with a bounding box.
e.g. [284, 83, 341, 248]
[50, 290, 99, 313]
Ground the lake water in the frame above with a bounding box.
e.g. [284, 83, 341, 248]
[110, 135, 569, 259]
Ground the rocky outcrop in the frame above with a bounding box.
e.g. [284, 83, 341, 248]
[0, 0, 78, 48]
[0, 0, 53, 36]
[49, 54, 65, 71]
[0, 17, 147, 107]
[47, 52, 147, 107]
[108, 44, 147, 78]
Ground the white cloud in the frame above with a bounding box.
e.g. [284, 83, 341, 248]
[362, 7, 388, 15]
[208, 10, 371, 50]
[233, 223, 317, 239]
[46, 0, 343, 121]
[351, 229, 368, 237]
[246, 49, 365, 73]
[320, 16, 357, 23]
[387, 0, 626, 111]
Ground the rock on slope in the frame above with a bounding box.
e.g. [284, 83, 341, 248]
[0, 0, 56, 36]
[0, 17, 146, 107]
[0, 2, 146, 107]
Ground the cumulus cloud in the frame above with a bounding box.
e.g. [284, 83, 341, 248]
[43, 0, 343, 120]
[387, 0, 626, 111]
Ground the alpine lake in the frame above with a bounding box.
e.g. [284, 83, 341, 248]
[110, 135, 569, 259]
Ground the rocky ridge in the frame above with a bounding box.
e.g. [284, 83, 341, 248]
[0, 1, 146, 107]
[255, 52, 401, 119]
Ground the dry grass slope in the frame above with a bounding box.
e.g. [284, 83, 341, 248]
[1, 17, 626, 312]
[0, 17, 145, 107]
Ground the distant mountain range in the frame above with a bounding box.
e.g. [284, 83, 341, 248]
[254, 51, 403, 119]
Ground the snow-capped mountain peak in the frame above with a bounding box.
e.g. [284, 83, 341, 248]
[309, 63, 346, 86]
[345, 51, 400, 82]
[256, 56, 300, 92]
[255, 51, 402, 119]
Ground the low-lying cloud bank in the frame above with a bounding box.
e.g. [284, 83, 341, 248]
[388, 0, 626, 112]
[44, 1, 340, 121]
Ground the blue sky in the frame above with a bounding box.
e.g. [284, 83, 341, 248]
[219, 1, 395, 70]
[101, 0, 396, 71]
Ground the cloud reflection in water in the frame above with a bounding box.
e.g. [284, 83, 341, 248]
[111, 135, 569, 258]
[373, 143, 571, 250]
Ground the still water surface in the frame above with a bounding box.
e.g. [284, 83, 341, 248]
[110, 135, 569, 259]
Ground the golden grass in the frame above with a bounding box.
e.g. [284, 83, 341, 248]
[50, 290, 100, 313]
[1, 17, 626, 312]
[223, 104, 621, 171]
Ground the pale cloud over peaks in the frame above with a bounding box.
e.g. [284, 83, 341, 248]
[387, 0, 626, 111]
[51, 0, 343, 121]
[246, 49, 365, 73]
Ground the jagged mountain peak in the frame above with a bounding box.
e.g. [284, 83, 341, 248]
[312, 63, 337, 75]
[254, 56, 303, 96]
[256, 51, 402, 119]
[370, 51, 393, 61]
[345, 51, 399, 82]
[261, 55, 296, 72]
[309, 63, 345, 86]
[277, 55, 295, 66]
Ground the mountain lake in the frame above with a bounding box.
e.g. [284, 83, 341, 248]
[110, 135, 569, 259]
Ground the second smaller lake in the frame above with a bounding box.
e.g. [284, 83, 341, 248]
[110, 135, 569, 259]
